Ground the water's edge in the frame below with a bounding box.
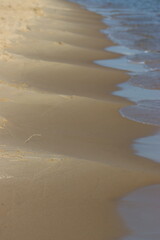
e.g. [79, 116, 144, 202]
[67, 1, 160, 240]
[68, 0, 160, 163]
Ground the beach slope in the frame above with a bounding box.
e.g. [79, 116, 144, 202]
[0, 0, 160, 239]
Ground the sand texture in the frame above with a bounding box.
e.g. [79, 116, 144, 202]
[0, 0, 160, 239]
[0, 0, 44, 60]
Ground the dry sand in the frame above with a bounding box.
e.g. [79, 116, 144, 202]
[0, 0, 160, 239]
[0, 0, 44, 61]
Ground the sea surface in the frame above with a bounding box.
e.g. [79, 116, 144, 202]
[69, 0, 160, 163]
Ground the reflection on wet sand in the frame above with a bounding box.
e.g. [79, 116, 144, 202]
[119, 185, 160, 240]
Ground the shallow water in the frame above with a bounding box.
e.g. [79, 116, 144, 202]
[133, 131, 160, 163]
[119, 185, 160, 240]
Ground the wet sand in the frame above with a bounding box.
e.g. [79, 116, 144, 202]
[0, 0, 160, 239]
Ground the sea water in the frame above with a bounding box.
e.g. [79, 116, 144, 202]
[69, 0, 160, 163]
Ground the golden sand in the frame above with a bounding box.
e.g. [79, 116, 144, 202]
[0, 0, 159, 239]
[0, 0, 44, 60]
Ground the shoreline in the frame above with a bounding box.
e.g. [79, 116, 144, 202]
[0, 0, 160, 239]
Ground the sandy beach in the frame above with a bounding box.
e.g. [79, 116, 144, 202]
[0, 0, 160, 239]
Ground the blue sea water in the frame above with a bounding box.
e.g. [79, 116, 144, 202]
[69, 0, 160, 164]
